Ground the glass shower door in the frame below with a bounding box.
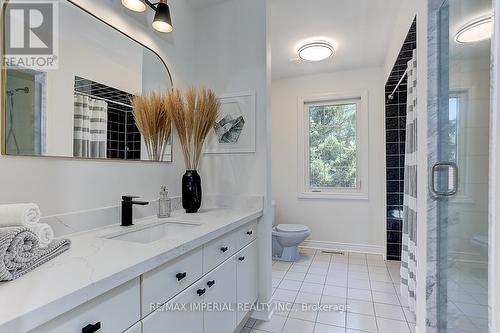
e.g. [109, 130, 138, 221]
[434, 0, 491, 331]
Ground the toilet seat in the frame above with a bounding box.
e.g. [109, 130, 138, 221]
[276, 224, 309, 233]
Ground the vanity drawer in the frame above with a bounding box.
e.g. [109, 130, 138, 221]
[30, 278, 140, 333]
[203, 231, 238, 273]
[141, 247, 203, 317]
[236, 221, 258, 247]
[141, 277, 204, 333]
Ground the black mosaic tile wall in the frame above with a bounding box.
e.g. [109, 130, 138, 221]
[126, 112, 142, 160]
[106, 109, 141, 160]
[385, 19, 416, 261]
[107, 108, 126, 159]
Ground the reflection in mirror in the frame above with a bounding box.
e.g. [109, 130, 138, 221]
[2, 0, 173, 162]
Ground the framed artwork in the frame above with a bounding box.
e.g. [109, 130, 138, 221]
[204, 91, 256, 154]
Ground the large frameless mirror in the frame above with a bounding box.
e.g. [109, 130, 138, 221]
[1, 0, 173, 162]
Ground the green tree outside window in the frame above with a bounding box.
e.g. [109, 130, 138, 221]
[309, 103, 357, 188]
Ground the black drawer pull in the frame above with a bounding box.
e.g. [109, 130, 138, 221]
[176, 272, 187, 281]
[220, 246, 229, 253]
[207, 280, 216, 288]
[82, 322, 101, 333]
[246, 231, 253, 235]
[197, 288, 206, 296]
[238, 256, 245, 261]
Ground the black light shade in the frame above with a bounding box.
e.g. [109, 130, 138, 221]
[152, 1, 173, 33]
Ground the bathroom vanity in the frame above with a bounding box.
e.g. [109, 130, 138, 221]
[0, 198, 263, 333]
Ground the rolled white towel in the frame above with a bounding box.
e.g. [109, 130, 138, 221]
[0, 203, 41, 226]
[27, 223, 54, 248]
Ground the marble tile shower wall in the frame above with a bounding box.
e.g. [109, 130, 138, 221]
[385, 19, 416, 261]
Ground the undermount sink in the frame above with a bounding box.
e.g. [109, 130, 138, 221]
[105, 221, 200, 244]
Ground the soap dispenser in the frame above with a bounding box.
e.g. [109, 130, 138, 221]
[158, 186, 171, 218]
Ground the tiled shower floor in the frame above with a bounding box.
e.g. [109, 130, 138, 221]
[240, 249, 416, 333]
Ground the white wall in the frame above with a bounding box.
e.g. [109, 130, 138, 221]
[190, 0, 268, 197]
[383, 0, 417, 82]
[187, 0, 272, 315]
[272, 67, 386, 253]
[0, 0, 196, 215]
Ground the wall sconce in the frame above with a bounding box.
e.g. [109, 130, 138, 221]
[122, 0, 173, 33]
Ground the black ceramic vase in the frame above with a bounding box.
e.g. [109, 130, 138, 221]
[182, 170, 202, 213]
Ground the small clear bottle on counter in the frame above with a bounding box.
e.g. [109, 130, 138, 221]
[158, 186, 171, 218]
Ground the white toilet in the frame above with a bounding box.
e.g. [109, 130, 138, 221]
[272, 201, 311, 262]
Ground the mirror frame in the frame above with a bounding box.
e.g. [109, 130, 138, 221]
[1, 0, 174, 163]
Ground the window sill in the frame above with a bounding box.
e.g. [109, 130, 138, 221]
[298, 191, 369, 200]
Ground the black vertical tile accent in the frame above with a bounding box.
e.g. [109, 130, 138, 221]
[387, 219, 402, 231]
[125, 112, 142, 160]
[384, 18, 416, 261]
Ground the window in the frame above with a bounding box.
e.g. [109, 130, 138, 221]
[309, 101, 358, 188]
[448, 95, 460, 163]
[298, 92, 369, 199]
[448, 89, 470, 200]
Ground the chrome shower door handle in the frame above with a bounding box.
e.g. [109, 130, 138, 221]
[431, 161, 458, 196]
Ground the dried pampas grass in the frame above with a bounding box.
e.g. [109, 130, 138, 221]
[132, 92, 172, 161]
[167, 88, 220, 170]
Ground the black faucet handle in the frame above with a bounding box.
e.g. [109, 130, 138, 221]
[122, 195, 140, 201]
[122, 195, 149, 205]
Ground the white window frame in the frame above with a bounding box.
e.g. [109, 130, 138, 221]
[297, 91, 369, 200]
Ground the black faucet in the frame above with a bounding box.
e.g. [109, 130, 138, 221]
[121, 195, 149, 227]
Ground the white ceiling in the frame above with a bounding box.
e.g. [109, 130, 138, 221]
[271, 0, 403, 79]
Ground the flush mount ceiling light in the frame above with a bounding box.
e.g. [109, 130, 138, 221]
[298, 41, 334, 62]
[455, 15, 493, 44]
[122, 0, 173, 33]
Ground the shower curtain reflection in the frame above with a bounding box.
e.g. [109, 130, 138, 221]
[73, 94, 108, 159]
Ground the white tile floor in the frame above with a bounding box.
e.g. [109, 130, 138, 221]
[446, 261, 488, 333]
[240, 249, 416, 333]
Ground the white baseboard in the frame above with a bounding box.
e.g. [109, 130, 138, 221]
[251, 307, 274, 322]
[300, 240, 384, 255]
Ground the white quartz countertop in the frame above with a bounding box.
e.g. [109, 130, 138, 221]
[0, 205, 263, 332]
